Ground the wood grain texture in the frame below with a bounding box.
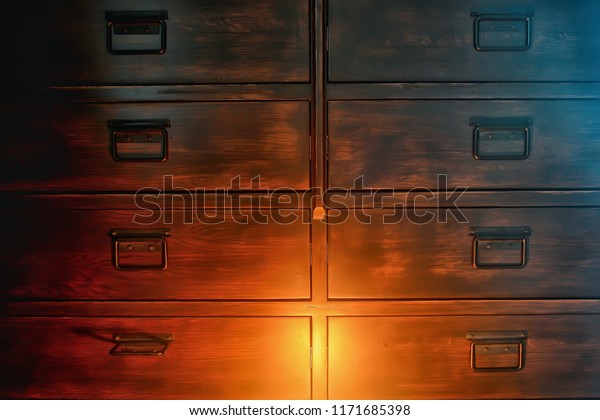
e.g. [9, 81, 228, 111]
[329, 100, 600, 190]
[15, 82, 600, 103]
[7, 300, 600, 318]
[0, 193, 313, 211]
[0, 208, 310, 300]
[5, 190, 600, 211]
[329, 208, 600, 299]
[325, 190, 600, 209]
[0, 101, 309, 191]
[329, 315, 600, 399]
[328, 0, 600, 82]
[49, 84, 313, 102]
[327, 83, 600, 100]
[6, 0, 309, 85]
[0, 317, 310, 399]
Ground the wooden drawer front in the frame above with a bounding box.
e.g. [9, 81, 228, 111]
[329, 100, 600, 190]
[1, 208, 310, 300]
[6, 0, 309, 85]
[329, 208, 600, 299]
[328, 0, 600, 82]
[329, 315, 600, 399]
[0, 101, 309, 192]
[0, 317, 310, 399]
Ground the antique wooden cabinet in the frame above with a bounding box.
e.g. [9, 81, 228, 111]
[2, 0, 600, 399]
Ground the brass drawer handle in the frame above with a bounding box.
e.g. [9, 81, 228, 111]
[469, 226, 531, 269]
[471, 8, 534, 51]
[467, 331, 528, 372]
[105, 11, 168, 55]
[110, 333, 174, 356]
[110, 229, 171, 271]
[470, 117, 531, 160]
[108, 119, 170, 162]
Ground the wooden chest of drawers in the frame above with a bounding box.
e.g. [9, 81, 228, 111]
[2, 0, 314, 400]
[322, 0, 600, 400]
[3, 0, 600, 399]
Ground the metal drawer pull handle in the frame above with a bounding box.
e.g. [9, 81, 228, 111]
[110, 333, 174, 356]
[467, 331, 527, 372]
[469, 226, 531, 269]
[111, 229, 171, 271]
[108, 119, 170, 162]
[471, 8, 534, 51]
[470, 117, 531, 160]
[105, 10, 168, 55]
